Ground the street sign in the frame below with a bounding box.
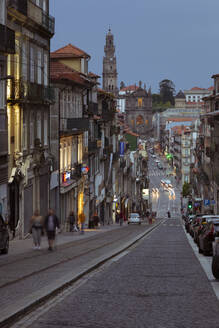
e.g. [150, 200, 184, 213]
[204, 199, 210, 206]
[119, 142, 125, 156]
[211, 200, 216, 205]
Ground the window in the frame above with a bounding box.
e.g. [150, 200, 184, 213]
[14, 39, 20, 80]
[30, 46, 35, 83]
[68, 143, 71, 169]
[22, 40, 27, 81]
[78, 135, 83, 163]
[22, 111, 27, 150]
[63, 143, 67, 170]
[30, 111, 34, 148]
[37, 48, 42, 84]
[37, 112, 41, 141]
[44, 112, 48, 146]
[95, 155, 99, 173]
[138, 98, 143, 107]
[43, 52, 48, 86]
[42, 0, 47, 11]
[0, 63, 5, 109]
[60, 144, 63, 172]
[14, 107, 20, 152]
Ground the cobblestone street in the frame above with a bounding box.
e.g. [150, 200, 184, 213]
[18, 218, 219, 328]
[0, 222, 159, 326]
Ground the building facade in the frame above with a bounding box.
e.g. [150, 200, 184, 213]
[0, 0, 15, 220]
[50, 44, 94, 226]
[125, 81, 153, 138]
[7, 0, 54, 237]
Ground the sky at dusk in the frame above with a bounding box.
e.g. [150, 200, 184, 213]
[50, 0, 219, 93]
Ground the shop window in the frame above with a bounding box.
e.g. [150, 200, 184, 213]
[138, 98, 143, 107]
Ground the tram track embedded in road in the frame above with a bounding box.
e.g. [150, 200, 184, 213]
[0, 220, 164, 328]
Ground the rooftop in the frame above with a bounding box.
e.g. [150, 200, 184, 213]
[51, 43, 90, 59]
[50, 61, 92, 86]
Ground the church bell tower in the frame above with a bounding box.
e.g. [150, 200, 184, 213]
[102, 28, 118, 96]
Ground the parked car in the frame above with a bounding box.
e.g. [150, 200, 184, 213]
[128, 213, 141, 225]
[151, 154, 156, 158]
[189, 214, 204, 238]
[194, 215, 219, 245]
[198, 217, 219, 255]
[185, 215, 195, 233]
[212, 231, 219, 278]
[0, 215, 9, 254]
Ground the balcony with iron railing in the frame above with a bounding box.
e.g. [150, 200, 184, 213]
[0, 23, 15, 54]
[67, 117, 89, 132]
[8, 0, 55, 35]
[7, 80, 55, 104]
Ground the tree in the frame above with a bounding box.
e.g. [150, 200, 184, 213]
[152, 93, 171, 112]
[159, 79, 175, 105]
[182, 182, 191, 197]
[152, 93, 161, 104]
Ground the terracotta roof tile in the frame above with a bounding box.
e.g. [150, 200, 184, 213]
[50, 61, 92, 86]
[88, 72, 101, 78]
[190, 87, 204, 91]
[120, 85, 137, 92]
[51, 44, 90, 59]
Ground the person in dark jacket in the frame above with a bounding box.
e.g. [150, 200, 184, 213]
[68, 211, 76, 232]
[44, 209, 60, 251]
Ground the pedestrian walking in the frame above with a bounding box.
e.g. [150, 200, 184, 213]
[44, 209, 60, 251]
[116, 211, 119, 224]
[92, 212, 100, 229]
[119, 211, 124, 226]
[79, 212, 85, 234]
[146, 211, 151, 224]
[68, 211, 76, 232]
[167, 211, 171, 218]
[29, 209, 43, 250]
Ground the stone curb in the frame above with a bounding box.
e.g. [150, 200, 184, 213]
[0, 220, 162, 328]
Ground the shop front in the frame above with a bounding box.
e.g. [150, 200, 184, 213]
[60, 171, 78, 227]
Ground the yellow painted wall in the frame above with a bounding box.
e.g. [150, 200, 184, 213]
[60, 58, 81, 72]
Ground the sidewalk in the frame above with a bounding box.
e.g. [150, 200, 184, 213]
[5, 223, 126, 258]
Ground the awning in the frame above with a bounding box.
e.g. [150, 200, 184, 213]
[60, 179, 77, 194]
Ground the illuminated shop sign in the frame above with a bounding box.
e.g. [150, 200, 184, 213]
[63, 171, 71, 182]
[120, 142, 125, 156]
[81, 166, 89, 174]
